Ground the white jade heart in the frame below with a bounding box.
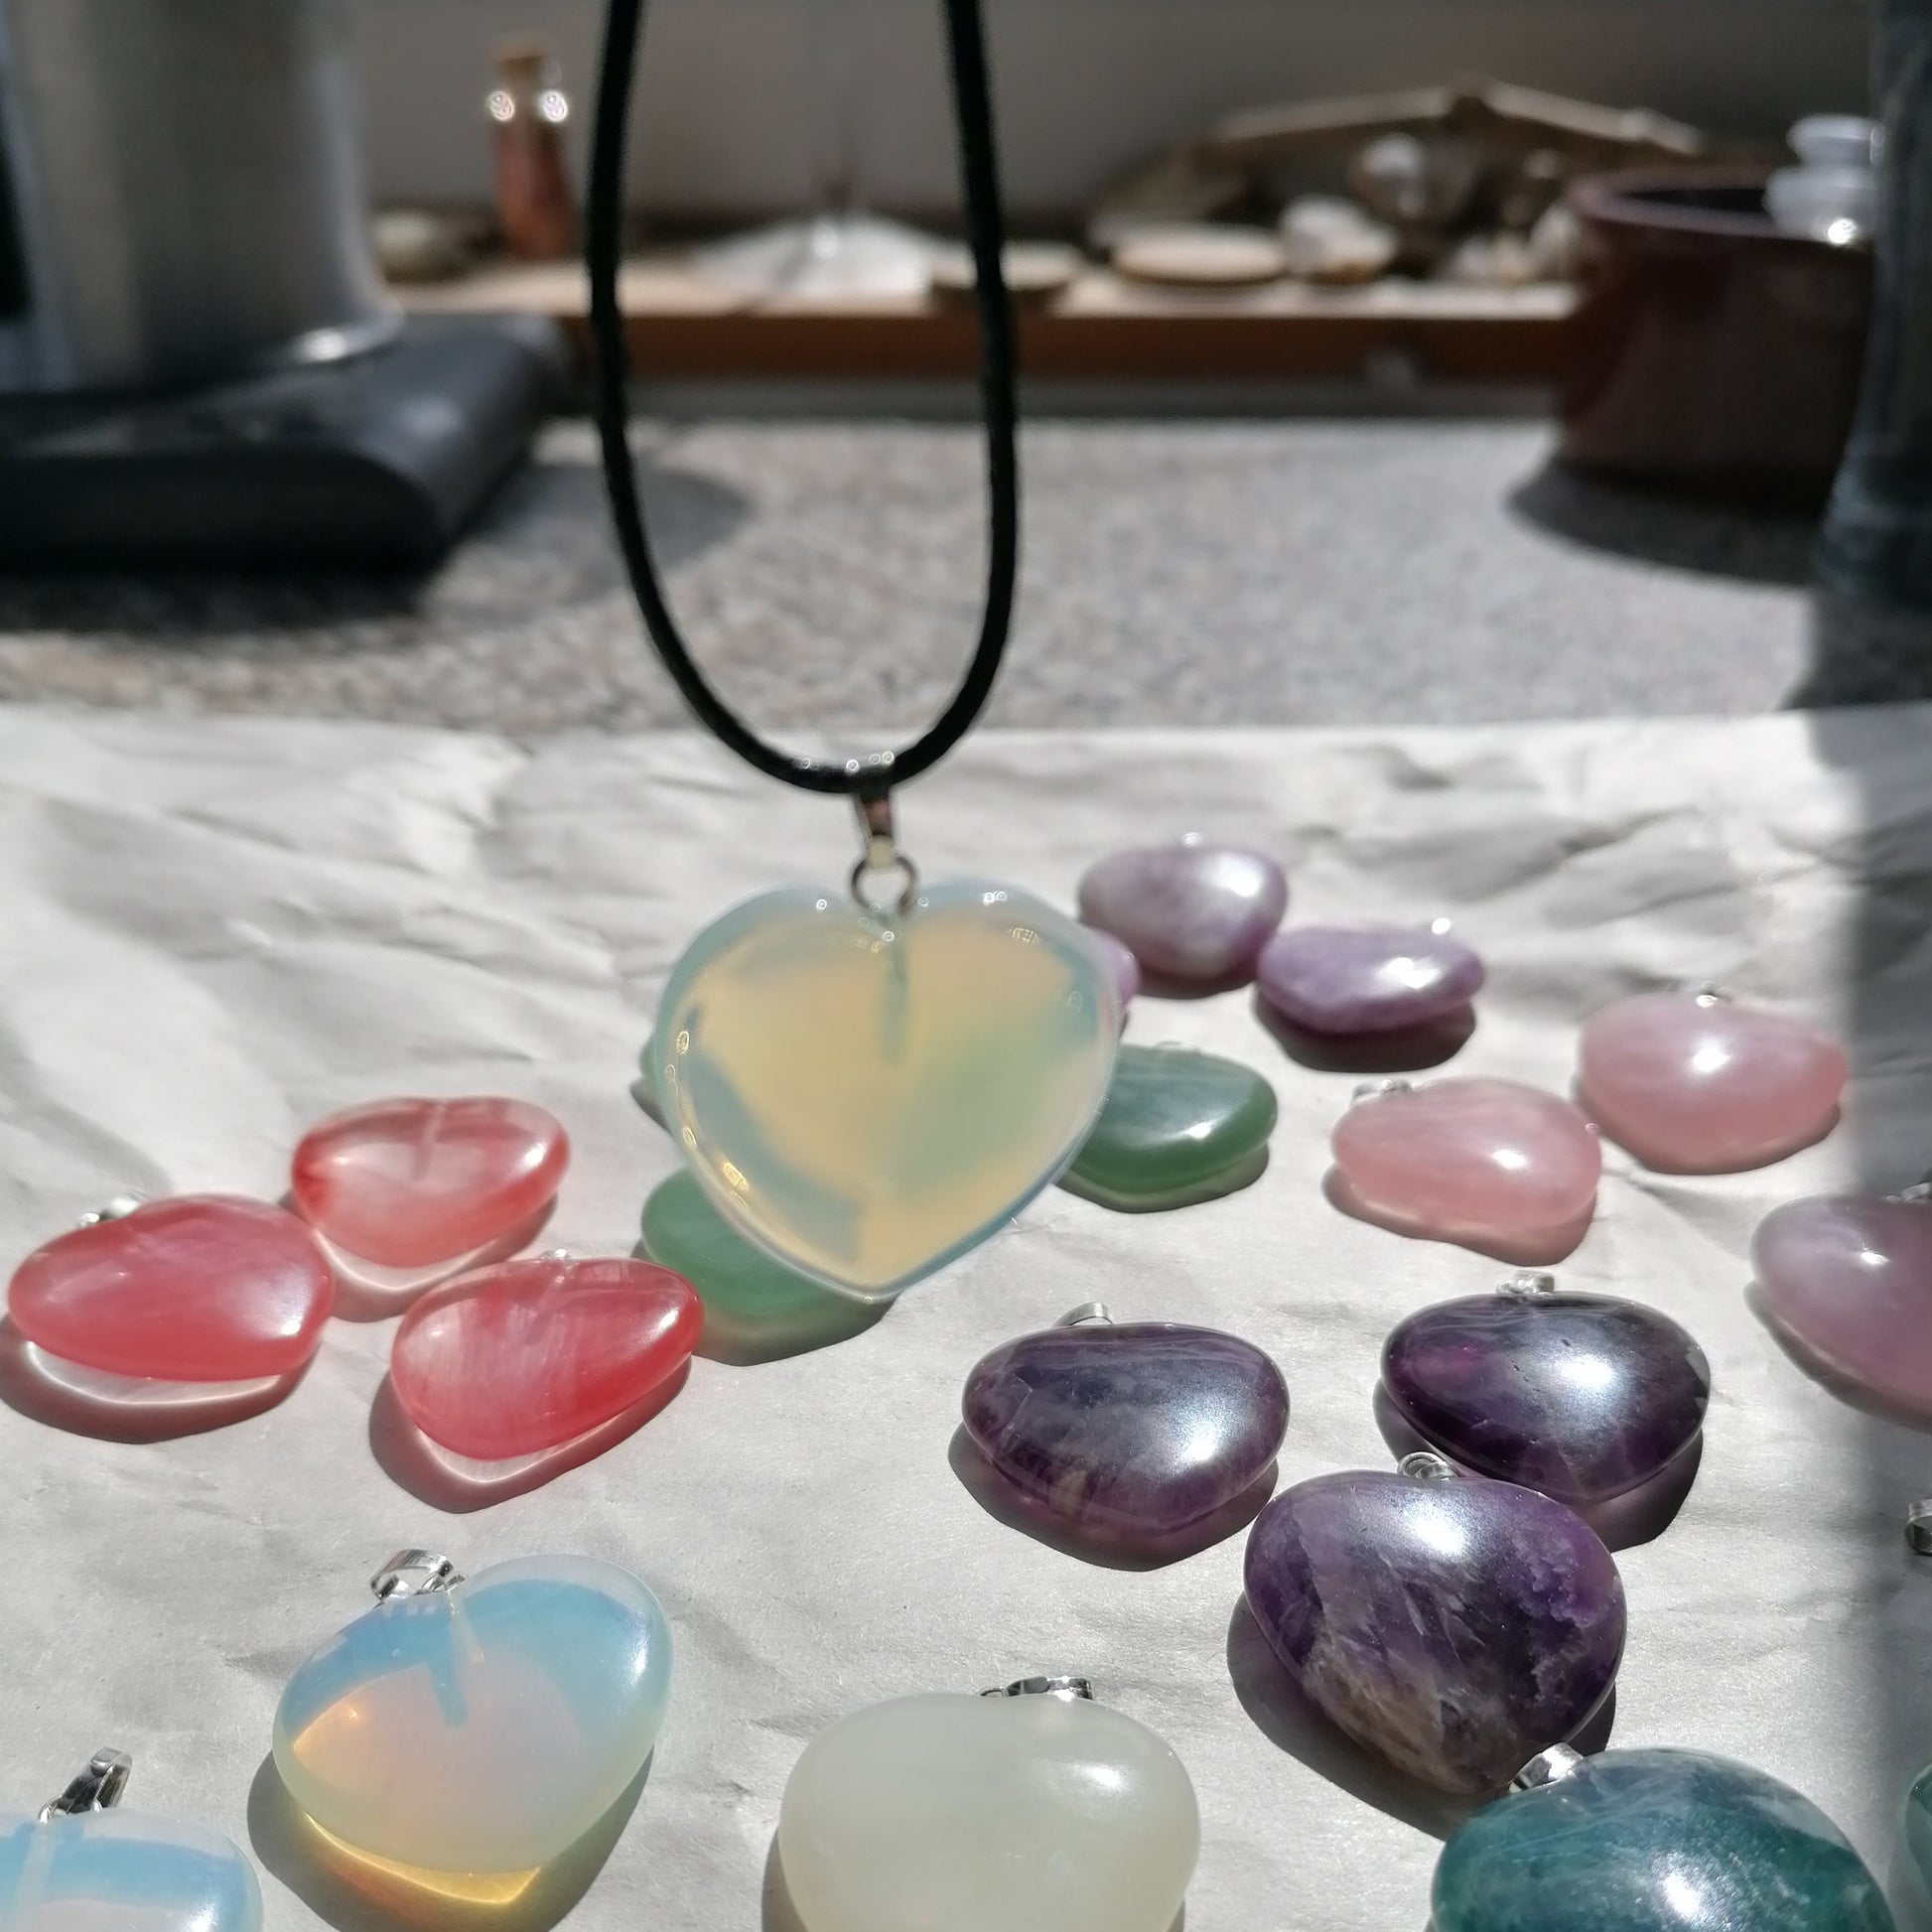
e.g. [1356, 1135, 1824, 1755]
[777, 1693, 1198, 1932]
[651, 880, 1120, 1299]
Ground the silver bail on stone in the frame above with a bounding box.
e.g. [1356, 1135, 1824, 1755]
[75, 1195, 146, 1229]
[1497, 1270, 1559, 1301]
[1398, 1450, 1458, 1482]
[850, 786, 919, 917]
[41, 1750, 132, 1821]
[981, 1676, 1095, 1703]
[1906, 1500, 1932, 1555]
[1352, 1077, 1414, 1103]
[1692, 982, 1732, 1008]
[1058, 1303, 1114, 1328]
[371, 1550, 464, 1600]
[1511, 1744, 1586, 1793]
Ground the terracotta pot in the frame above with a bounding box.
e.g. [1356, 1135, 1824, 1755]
[1561, 169, 1872, 502]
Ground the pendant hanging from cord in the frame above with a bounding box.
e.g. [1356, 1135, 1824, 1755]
[589, 0, 1121, 1302]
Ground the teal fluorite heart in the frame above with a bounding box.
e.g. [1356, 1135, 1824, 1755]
[274, 1557, 670, 1875]
[1433, 1748, 1893, 1931]
[650, 880, 1119, 1298]
[1061, 1044, 1276, 1210]
[0, 1808, 260, 1932]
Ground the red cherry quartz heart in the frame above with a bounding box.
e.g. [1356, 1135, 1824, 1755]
[9, 1194, 333, 1382]
[291, 1096, 570, 1269]
[390, 1255, 702, 1459]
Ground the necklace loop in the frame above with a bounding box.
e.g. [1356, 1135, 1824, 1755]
[850, 791, 920, 915]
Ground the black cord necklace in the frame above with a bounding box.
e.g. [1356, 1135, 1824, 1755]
[585, 0, 1020, 804]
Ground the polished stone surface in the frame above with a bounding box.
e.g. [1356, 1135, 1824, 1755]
[291, 1095, 570, 1269]
[1897, 1756, 1932, 1915]
[1578, 992, 1846, 1173]
[1257, 923, 1484, 1035]
[777, 1691, 1198, 1932]
[390, 1255, 700, 1459]
[1330, 1077, 1600, 1254]
[1752, 1192, 1932, 1416]
[275, 1556, 670, 1875]
[1062, 1044, 1277, 1209]
[650, 879, 1119, 1299]
[639, 1171, 879, 1359]
[1077, 843, 1287, 985]
[0, 1807, 263, 1932]
[1435, 1748, 1895, 1931]
[8, 1194, 333, 1383]
[1382, 1290, 1711, 1501]
[962, 1320, 1288, 1543]
[1243, 1469, 1624, 1795]
[1086, 927, 1142, 1012]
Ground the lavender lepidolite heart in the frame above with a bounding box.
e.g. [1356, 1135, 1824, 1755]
[1382, 1286, 1711, 1502]
[1243, 1468, 1624, 1795]
[962, 1318, 1289, 1549]
[1078, 842, 1287, 986]
[1258, 923, 1484, 1035]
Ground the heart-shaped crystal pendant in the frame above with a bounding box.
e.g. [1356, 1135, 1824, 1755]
[1578, 987, 1846, 1173]
[1382, 1273, 1711, 1503]
[0, 1750, 261, 1932]
[777, 1678, 1198, 1932]
[1752, 1184, 1932, 1416]
[8, 1195, 333, 1396]
[1435, 1746, 1893, 1931]
[273, 1551, 670, 1878]
[1242, 1454, 1625, 1795]
[650, 879, 1120, 1299]
[390, 1256, 701, 1462]
[961, 1304, 1288, 1551]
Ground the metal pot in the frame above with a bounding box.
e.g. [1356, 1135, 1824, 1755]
[0, 0, 397, 396]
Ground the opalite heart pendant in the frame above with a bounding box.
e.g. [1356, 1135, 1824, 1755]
[1257, 921, 1484, 1035]
[1578, 987, 1846, 1173]
[651, 880, 1119, 1299]
[8, 1194, 332, 1395]
[1077, 840, 1287, 987]
[0, 1749, 261, 1932]
[291, 1095, 570, 1278]
[274, 1551, 670, 1877]
[390, 1255, 701, 1461]
[1434, 1745, 1894, 1931]
[961, 1305, 1288, 1551]
[777, 1679, 1198, 1932]
[1060, 1043, 1277, 1209]
[1330, 1076, 1600, 1260]
[1242, 1455, 1624, 1795]
[1752, 1185, 1932, 1416]
[1382, 1273, 1711, 1503]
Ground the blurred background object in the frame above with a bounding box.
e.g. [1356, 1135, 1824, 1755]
[1766, 115, 1879, 245]
[488, 33, 579, 261]
[1818, 0, 1932, 609]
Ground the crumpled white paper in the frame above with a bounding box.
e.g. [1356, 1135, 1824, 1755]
[2, 702, 1931, 1932]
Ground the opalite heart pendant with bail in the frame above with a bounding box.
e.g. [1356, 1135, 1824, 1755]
[649, 795, 1120, 1301]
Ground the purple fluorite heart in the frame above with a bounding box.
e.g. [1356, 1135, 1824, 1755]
[962, 1320, 1289, 1548]
[1242, 1468, 1624, 1795]
[1382, 1289, 1711, 1502]
[1258, 923, 1484, 1035]
[1753, 1192, 1932, 1417]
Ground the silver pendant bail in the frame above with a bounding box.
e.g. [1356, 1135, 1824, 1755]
[1397, 1450, 1459, 1482]
[40, 1750, 132, 1821]
[1906, 1499, 1932, 1554]
[1496, 1270, 1560, 1301]
[980, 1676, 1094, 1702]
[371, 1550, 464, 1600]
[1057, 1303, 1114, 1327]
[1692, 982, 1733, 1008]
[76, 1195, 146, 1229]
[850, 789, 919, 916]
[1511, 1744, 1586, 1792]
[1351, 1077, 1414, 1103]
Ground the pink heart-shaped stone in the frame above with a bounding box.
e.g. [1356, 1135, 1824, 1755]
[1578, 993, 1845, 1173]
[1331, 1077, 1600, 1257]
[1753, 1193, 1932, 1416]
[390, 1255, 702, 1458]
[291, 1096, 570, 1269]
[9, 1194, 333, 1382]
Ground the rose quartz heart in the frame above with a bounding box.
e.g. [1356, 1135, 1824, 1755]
[1578, 993, 1845, 1173]
[1753, 1193, 1932, 1416]
[1331, 1077, 1600, 1254]
[291, 1096, 570, 1269]
[390, 1255, 702, 1458]
[9, 1194, 333, 1382]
